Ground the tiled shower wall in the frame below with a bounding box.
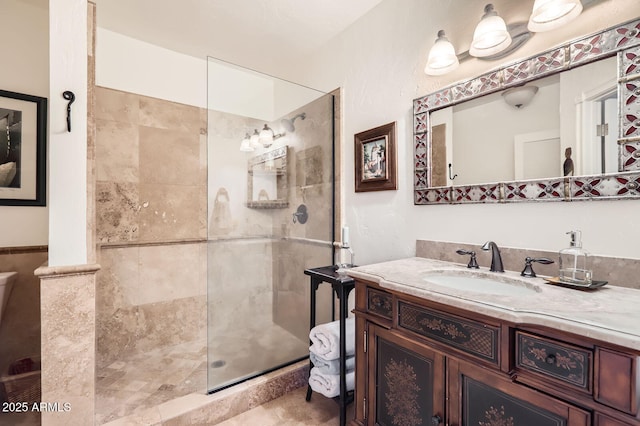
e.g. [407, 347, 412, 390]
[95, 87, 208, 368]
[205, 93, 335, 344]
[94, 87, 335, 371]
[270, 95, 336, 339]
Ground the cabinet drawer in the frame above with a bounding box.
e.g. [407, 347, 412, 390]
[516, 331, 592, 393]
[366, 287, 393, 319]
[398, 301, 499, 364]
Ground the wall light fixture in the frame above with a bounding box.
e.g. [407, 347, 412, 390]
[470, 4, 512, 58]
[425, 30, 459, 76]
[528, 0, 583, 32]
[424, 1, 584, 76]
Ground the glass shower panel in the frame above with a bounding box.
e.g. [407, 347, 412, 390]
[206, 58, 335, 392]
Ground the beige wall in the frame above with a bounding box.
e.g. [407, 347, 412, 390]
[97, 242, 206, 368]
[95, 87, 207, 243]
[0, 248, 47, 376]
[95, 87, 208, 367]
[272, 240, 333, 340]
[0, 0, 49, 249]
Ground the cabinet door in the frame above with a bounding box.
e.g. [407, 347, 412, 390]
[450, 359, 590, 426]
[367, 324, 445, 426]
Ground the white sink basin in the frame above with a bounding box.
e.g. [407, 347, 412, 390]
[423, 271, 541, 296]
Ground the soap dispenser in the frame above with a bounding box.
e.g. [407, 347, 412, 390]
[558, 230, 592, 284]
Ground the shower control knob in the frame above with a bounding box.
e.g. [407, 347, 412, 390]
[292, 204, 308, 224]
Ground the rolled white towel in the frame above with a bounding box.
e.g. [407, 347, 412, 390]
[308, 367, 355, 398]
[309, 317, 355, 360]
[310, 352, 355, 375]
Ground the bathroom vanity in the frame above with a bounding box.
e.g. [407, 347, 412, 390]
[348, 258, 640, 426]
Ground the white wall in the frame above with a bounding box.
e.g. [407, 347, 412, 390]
[0, 0, 49, 248]
[96, 28, 207, 109]
[451, 78, 559, 184]
[97, 30, 324, 121]
[288, 0, 640, 263]
[48, 0, 88, 266]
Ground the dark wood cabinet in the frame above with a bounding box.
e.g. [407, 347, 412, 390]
[352, 279, 640, 426]
[451, 359, 590, 426]
[367, 324, 444, 426]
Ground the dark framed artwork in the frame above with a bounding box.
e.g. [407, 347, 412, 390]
[355, 121, 397, 192]
[0, 89, 47, 206]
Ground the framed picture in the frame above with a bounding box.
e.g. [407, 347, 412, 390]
[355, 121, 397, 192]
[0, 89, 47, 206]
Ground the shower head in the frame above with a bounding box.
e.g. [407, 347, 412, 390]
[280, 112, 306, 132]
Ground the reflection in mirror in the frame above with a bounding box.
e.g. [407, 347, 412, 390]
[413, 18, 640, 205]
[430, 57, 617, 186]
[247, 146, 288, 208]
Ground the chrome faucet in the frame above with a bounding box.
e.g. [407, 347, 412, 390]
[481, 241, 504, 272]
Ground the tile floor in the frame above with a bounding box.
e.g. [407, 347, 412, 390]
[95, 339, 208, 425]
[1, 321, 316, 425]
[96, 323, 309, 424]
[216, 386, 354, 426]
[0, 371, 350, 426]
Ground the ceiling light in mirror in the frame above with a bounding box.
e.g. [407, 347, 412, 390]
[425, 30, 459, 76]
[528, 0, 583, 32]
[250, 129, 261, 148]
[259, 124, 285, 148]
[470, 4, 512, 58]
[502, 85, 539, 109]
[240, 133, 254, 152]
[259, 124, 275, 147]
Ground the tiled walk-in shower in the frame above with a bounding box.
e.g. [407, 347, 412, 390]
[93, 59, 335, 423]
[95, 323, 307, 424]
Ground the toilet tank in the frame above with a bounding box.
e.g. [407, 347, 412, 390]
[0, 272, 17, 324]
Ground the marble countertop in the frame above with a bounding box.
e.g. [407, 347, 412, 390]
[347, 257, 640, 351]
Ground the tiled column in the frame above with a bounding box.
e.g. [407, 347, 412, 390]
[35, 264, 100, 425]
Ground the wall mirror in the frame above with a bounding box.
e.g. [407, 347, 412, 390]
[413, 18, 640, 204]
[247, 145, 288, 208]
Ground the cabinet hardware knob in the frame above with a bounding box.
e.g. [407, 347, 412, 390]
[432, 414, 442, 425]
[545, 354, 556, 364]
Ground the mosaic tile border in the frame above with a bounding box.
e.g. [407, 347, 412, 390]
[414, 172, 640, 205]
[413, 19, 640, 205]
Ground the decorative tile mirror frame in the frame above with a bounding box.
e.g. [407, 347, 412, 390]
[413, 18, 640, 205]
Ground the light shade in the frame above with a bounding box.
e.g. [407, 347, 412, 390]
[259, 124, 274, 147]
[425, 30, 459, 76]
[502, 85, 539, 109]
[250, 129, 261, 149]
[528, 0, 583, 32]
[470, 4, 512, 58]
[240, 133, 254, 152]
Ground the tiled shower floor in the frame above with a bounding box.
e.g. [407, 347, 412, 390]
[95, 324, 308, 424]
[95, 339, 207, 425]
